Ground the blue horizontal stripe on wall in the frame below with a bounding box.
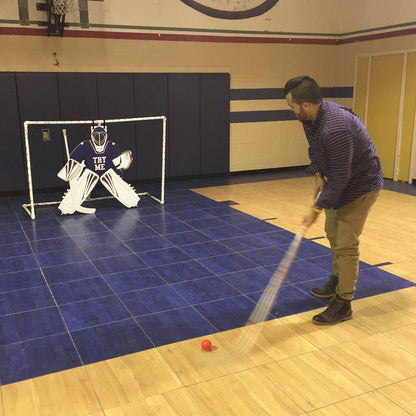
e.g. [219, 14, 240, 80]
[230, 110, 296, 123]
[231, 87, 353, 100]
[230, 86, 354, 123]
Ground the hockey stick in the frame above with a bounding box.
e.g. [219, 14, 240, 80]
[229, 225, 306, 357]
[227, 193, 323, 356]
[62, 129, 96, 214]
[203, 193, 322, 362]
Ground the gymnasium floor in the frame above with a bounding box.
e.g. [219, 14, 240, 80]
[0, 171, 415, 415]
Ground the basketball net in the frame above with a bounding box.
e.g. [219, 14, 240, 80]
[53, 0, 75, 15]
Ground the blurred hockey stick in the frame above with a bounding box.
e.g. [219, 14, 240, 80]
[62, 129, 96, 214]
[231, 225, 306, 356]
[204, 193, 322, 361]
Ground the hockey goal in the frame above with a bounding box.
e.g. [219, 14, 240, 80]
[22, 116, 167, 219]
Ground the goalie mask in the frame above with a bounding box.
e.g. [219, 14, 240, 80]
[90, 126, 108, 153]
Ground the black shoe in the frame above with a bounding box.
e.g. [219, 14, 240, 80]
[312, 295, 352, 325]
[310, 274, 338, 298]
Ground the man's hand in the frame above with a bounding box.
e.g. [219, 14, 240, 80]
[302, 207, 321, 229]
[315, 173, 325, 199]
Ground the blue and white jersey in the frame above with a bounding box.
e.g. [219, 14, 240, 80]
[70, 140, 122, 174]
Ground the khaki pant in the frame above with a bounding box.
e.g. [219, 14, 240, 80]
[324, 191, 380, 300]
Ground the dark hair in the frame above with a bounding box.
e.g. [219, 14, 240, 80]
[283, 76, 322, 104]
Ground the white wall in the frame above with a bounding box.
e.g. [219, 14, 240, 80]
[339, 0, 416, 33]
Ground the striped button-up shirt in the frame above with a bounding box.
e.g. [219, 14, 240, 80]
[303, 100, 383, 209]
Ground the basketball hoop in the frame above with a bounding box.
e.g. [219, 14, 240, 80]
[53, 0, 75, 15]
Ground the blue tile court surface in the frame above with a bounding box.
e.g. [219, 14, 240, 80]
[0, 176, 414, 385]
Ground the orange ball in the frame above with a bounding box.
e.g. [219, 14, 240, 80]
[201, 339, 212, 351]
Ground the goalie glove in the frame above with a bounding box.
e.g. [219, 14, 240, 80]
[100, 168, 139, 208]
[57, 159, 84, 182]
[112, 150, 133, 170]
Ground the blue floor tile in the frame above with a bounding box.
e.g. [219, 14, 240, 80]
[152, 260, 214, 284]
[130, 206, 162, 218]
[201, 225, 249, 240]
[112, 225, 158, 241]
[172, 277, 240, 304]
[305, 255, 372, 273]
[101, 217, 143, 231]
[72, 320, 153, 364]
[291, 240, 331, 260]
[21, 218, 62, 231]
[184, 217, 228, 230]
[36, 248, 87, 267]
[60, 295, 130, 331]
[82, 241, 133, 260]
[31, 237, 79, 253]
[92, 254, 148, 274]
[199, 253, 257, 275]
[161, 203, 195, 213]
[0, 286, 54, 316]
[137, 247, 191, 267]
[150, 222, 194, 235]
[25, 227, 69, 241]
[179, 241, 232, 259]
[294, 278, 327, 296]
[71, 231, 122, 248]
[195, 296, 256, 331]
[172, 209, 214, 221]
[139, 213, 179, 226]
[0, 255, 38, 274]
[247, 285, 327, 318]
[0, 215, 18, 225]
[0, 232, 27, 246]
[51, 277, 113, 304]
[64, 222, 108, 236]
[354, 267, 415, 298]
[256, 230, 295, 246]
[103, 268, 166, 293]
[220, 268, 273, 294]
[0, 307, 67, 345]
[0, 223, 22, 234]
[266, 259, 329, 285]
[119, 285, 189, 316]
[42, 261, 99, 285]
[125, 236, 174, 253]
[240, 247, 287, 267]
[94, 211, 136, 222]
[0, 333, 81, 385]
[136, 307, 217, 346]
[0, 242, 32, 259]
[218, 235, 271, 252]
[0, 269, 45, 293]
[164, 230, 212, 246]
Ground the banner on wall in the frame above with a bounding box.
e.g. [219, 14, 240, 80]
[180, 0, 279, 19]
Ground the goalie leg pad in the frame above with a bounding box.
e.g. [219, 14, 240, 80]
[100, 168, 140, 208]
[57, 158, 84, 182]
[59, 169, 99, 215]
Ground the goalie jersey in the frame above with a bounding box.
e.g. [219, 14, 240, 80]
[70, 140, 122, 174]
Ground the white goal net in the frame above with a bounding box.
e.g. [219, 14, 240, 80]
[22, 116, 167, 219]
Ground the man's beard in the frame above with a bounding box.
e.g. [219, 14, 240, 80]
[297, 108, 308, 121]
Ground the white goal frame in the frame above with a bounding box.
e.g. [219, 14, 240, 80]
[22, 116, 167, 219]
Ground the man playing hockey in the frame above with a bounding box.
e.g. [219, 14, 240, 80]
[57, 126, 140, 214]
